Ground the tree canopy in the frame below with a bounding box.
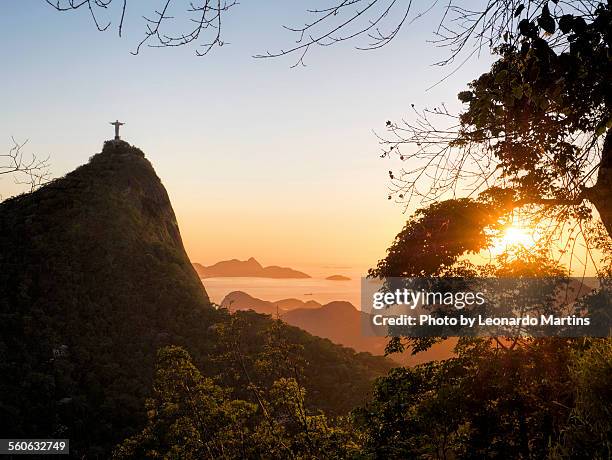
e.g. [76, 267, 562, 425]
[366, 5, 612, 458]
[384, 2, 612, 244]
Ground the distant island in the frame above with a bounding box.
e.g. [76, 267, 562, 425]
[326, 275, 351, 281]
[193, 257, 311, 279]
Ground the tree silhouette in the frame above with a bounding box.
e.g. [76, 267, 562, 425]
[383, 3, 612, 245]
[367, 7, 612, 446]
[367, 230, 612, 458]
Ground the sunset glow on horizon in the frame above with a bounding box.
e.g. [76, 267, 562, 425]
[0, 2, 495, 273]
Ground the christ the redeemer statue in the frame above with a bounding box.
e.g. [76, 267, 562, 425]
[110, 120, 125, 141]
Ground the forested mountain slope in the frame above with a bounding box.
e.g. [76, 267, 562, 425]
[0, 141, 391, 457]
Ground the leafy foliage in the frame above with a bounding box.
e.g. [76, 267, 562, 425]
[458, 2, 612, 204]
[383, 2, 612, 241]
[355, 337, 612, 459]
[113, 345, 259, 459]
[114, 345, 360, 459]
[369, 191, 512, 278]
[553, 339, 612, 459]
[367, 184, 611, 459]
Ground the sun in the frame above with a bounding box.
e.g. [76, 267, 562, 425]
[491, 225, 536, 254]
[502, 226, 534, 247]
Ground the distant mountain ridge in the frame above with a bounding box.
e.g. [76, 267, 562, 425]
[193, 257, 311, 278]
[221, 291, 387, 355]
[221, 291, 322, 314]
[221, 290, 455, 365]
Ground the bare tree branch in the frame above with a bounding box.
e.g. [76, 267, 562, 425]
[254, 0, 417, 67]
[45, 0, 237, 57]
[255, 1, 601, 67]
[45, 0, 602, 66]
[1, 138, 51, 195]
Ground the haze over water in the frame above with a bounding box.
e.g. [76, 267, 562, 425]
[203, 273, 362, 307]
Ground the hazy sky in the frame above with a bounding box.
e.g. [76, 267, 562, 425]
[0, 2, 494, 273]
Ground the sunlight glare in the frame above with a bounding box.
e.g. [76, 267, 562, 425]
[492, 225, 536, 254]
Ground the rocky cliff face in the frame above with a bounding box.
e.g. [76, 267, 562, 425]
[0, 141, 215, 454]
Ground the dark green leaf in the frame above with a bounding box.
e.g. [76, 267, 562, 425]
[495, 69, 509, 84]
[512, 85, 524, 100]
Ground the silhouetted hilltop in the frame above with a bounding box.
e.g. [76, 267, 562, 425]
[0, 140, 215, 453]
[221, 291, 322, 313]
[194, 257, 311, 278]
[222, 290, 281, 315]
[0, 141, 391, 456]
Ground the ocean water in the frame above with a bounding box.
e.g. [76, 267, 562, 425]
[202, 276, 362, 307]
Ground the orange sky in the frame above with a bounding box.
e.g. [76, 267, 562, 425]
[0, 2, 499, 275]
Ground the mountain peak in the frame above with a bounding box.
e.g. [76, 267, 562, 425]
[101, 139, 144, 156]
[1, 141, 211, 306]
[0, 141, 222, 450]
[246, 257, 262, 267]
